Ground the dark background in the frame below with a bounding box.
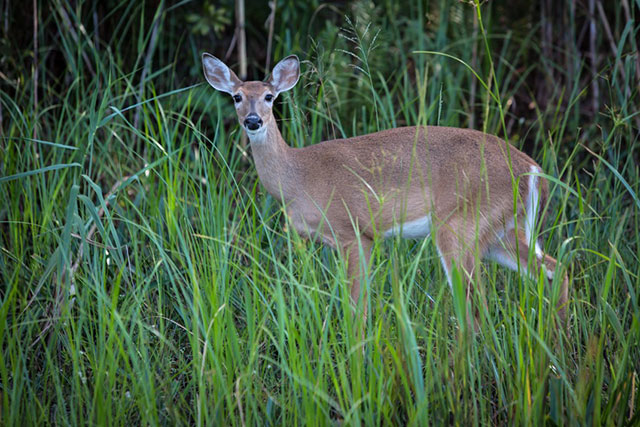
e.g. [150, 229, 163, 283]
[2, 0, 638, 153]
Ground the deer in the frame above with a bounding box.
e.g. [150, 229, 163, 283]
[201, 52, 569, 331]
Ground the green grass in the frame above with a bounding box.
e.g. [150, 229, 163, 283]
[1, 0, 639, 424]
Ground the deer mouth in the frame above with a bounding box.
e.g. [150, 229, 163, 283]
[244, 125, 268, 140]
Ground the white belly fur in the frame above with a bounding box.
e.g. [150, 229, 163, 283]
[383, 215, 431, 239]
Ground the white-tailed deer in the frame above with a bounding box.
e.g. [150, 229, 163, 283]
[202, 53, 569, 328]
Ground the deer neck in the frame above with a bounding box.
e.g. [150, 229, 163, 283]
[247, 118, 297, 201]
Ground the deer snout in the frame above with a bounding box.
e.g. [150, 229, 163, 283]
[244, 114, 263, 131]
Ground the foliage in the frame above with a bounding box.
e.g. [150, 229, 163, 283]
[187, 2, 232, 37]
[1, 0, 639, 424]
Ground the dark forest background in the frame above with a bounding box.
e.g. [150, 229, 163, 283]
[3, 0, 638, 147]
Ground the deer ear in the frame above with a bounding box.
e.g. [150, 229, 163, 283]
[268, 55, 300, 96]
[202, 53, 241, 95]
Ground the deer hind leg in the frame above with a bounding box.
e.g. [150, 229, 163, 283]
[485, 228, 569, 324]
[435, 226, 483, 330]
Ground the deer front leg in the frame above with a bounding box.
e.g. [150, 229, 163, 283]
[345, 237, 373, 325]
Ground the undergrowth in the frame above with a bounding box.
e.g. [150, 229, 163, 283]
[1, 0, 639, 424]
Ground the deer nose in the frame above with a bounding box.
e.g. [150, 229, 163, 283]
[244, 114, 263, 131]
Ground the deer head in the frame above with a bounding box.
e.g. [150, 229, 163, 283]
[202, 53, 300, 137]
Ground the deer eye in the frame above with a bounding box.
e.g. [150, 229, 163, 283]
[233, 94, 242, 103]
[265, 94, 274, 102]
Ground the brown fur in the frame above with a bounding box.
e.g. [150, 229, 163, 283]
[202, 53, 569, 328]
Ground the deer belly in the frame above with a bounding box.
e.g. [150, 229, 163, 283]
[383, 215, 431, 239]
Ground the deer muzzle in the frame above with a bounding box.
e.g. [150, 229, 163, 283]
[244, 114, 263, 131]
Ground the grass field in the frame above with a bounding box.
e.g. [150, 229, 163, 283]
[1, 0, 639, 424]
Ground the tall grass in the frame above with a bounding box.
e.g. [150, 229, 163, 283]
[1, 0, 639, 424]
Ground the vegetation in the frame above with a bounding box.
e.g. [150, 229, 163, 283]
[1, 0, 639, 424]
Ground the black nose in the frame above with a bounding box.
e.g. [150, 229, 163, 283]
[244, 114, 263, 131]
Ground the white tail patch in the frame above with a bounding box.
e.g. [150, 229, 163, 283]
[525, 165, 544, 257]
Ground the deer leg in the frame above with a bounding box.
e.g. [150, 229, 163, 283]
[435, 227, 481, 331]
[346, 237, 373, 324]
[486, 228, 569, 325]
